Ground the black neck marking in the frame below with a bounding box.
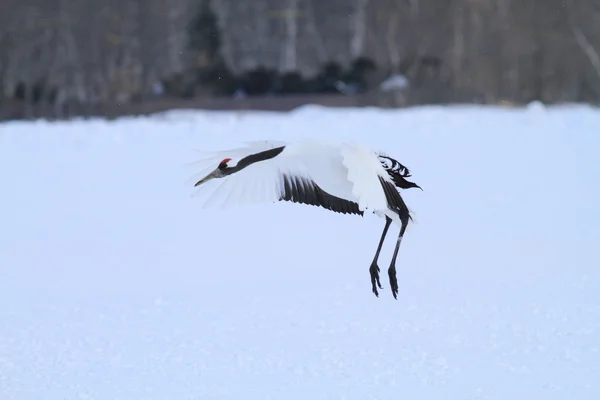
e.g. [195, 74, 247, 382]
[224, 146, 286, 175]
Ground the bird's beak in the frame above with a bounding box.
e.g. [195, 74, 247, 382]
[194, 168, 221, 187]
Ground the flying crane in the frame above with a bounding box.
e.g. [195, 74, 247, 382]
[192, 139, 422, 299]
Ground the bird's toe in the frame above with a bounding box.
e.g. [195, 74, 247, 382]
[388, 266, 399, 299]
[369, 263, 383, 297]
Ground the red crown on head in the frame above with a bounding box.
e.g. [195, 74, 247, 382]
[218, 158, 231, 169]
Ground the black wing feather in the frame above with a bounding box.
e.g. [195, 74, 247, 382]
[378, 176, 412, 222]
[278, 174, 363, 216]
[378, 155, 421, 190]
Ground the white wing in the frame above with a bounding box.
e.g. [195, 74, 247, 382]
[192, 139, 393, 215]
[339, 141, 393, 212]
[191, 140, 297, 209]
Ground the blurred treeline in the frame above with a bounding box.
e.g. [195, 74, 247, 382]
[1, 0, 600, 120]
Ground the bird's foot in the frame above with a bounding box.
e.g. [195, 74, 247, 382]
[369, 263, 383, 297]
[388, 266, 399, 299]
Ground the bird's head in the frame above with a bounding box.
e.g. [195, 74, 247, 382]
[194, 157, 237, 186]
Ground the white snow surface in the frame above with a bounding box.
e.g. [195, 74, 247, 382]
[1, 104, 600, 399]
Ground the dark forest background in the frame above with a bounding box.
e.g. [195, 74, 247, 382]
[1, 0, 600, 121]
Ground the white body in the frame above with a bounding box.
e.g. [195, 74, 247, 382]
[191, 139, 404, 227]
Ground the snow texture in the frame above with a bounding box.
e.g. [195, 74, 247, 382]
[1, 104, 600, 400]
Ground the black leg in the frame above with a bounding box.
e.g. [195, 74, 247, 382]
[370, 216, 392, 297]
[388, 218, 408, 299]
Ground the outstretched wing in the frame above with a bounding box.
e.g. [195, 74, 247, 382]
[277, 174, 363, 215]
[339, 142, 394, 212]
[339, 142, 415, 222]
[191, 140, 364, 216]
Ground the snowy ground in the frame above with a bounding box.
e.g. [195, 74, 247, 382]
[1, 104, 599, 400]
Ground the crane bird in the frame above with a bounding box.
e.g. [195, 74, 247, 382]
[192, 139, 421, 299]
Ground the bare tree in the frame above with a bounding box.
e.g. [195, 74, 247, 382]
[350, 0, 369, 59]
[3, 0, 600, 121]
[302, 0, 328, 73]
[280, 0, 300, 71]
[565, 0, 600, 96]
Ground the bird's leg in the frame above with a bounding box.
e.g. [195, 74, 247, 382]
[370, 216, 392, 297]
[388, 219, 408, 300]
